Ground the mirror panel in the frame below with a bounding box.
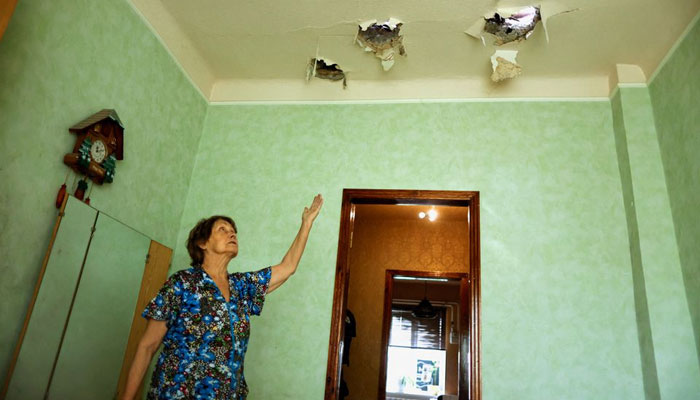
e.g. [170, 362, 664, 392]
[48, 211, 150, 399]
[6, 197, 97, 399]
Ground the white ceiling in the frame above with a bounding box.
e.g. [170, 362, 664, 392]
[130, 0, 700, 101]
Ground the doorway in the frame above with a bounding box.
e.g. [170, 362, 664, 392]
[324, 189, 481, 400]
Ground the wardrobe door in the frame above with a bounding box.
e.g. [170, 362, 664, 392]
[116, 240, 173, 399]
[5, 196, 97, 400]
[47, 211, 150, 399]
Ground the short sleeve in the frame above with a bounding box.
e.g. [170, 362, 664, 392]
[232, 267, 271, 316]
[142, 272, 183, 325]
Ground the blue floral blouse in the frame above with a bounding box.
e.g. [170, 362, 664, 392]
[142, 266, 271, 399]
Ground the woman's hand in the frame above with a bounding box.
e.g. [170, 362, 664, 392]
[302, 194, 323, 226]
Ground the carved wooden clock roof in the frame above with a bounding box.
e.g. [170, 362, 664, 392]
[69, 109, 124, 131]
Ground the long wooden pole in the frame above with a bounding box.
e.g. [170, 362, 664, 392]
[1, 192, 68, 399]
[0, 0, 18, 43]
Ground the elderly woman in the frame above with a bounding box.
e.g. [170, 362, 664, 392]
[122, 194, 323, 399]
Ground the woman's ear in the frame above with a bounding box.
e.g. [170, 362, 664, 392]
[198, 239, 207, 251]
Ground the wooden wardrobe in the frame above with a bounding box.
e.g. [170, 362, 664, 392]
[2, 195, 172, 399]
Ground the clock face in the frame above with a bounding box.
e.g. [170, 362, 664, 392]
[90, 139, 107, 163]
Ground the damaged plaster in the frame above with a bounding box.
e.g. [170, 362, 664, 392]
[306, 57, 347, 88]
[356, 18, 406, 71]
[491, 50, 521, 82]
[484, 6, 541, 45]
[466, 3, 579, 44]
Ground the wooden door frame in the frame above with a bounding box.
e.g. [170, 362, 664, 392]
[379, 269, 469, 400]
[323, 189, 481, 400]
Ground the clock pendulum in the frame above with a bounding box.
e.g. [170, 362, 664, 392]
[74, 178, 88, 201]
[84, 180, 94, 205]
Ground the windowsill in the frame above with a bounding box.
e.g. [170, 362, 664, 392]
[386, 392, 437, 400]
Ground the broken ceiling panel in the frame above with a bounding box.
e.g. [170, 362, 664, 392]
[484, 6, 541, 45]
[465, 3, 578, 45]
[306, 57, 347, 88]
[356, 18, 406, 71]
[490, 50, 521, 82]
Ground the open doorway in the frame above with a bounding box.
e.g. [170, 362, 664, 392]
[324, 189, 481, 400]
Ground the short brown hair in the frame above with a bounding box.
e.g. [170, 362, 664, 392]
[187, 215, 237, 267]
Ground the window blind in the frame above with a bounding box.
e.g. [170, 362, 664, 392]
[389, 304, 446, 350]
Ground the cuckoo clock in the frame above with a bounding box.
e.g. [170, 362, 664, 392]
[63, 109, 124, 185]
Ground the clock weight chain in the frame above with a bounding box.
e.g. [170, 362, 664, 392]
[84, 180, 94, 205]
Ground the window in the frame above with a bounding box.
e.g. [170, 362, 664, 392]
[389, 305, 446, 350]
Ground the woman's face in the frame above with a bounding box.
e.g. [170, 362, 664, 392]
[201, 219, 238, 259]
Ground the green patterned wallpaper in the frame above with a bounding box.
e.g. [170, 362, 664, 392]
[174, 101, 644, 399]
[614, 86, 700, 399]
[611, 90, 661, 400]
[0, 0, 207, 384]
[649, 16, 700, 369]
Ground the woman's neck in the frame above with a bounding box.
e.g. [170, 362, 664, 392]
[201, 254, 230, 279]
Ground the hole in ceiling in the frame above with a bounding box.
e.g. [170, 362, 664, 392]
[356, 18, 406, 71]
[306, 58, 347, 88]
[484, 6, 541, 45]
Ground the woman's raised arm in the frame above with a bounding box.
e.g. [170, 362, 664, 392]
[269, 194, 323, 293]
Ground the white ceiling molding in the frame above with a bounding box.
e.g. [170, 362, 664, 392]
[209, 76, 609, 102]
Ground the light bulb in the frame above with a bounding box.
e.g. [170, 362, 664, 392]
[418, 211, 426, 219]
[427, 209, 438, 221]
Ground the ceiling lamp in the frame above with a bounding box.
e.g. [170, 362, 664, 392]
[418, 208, 438, 221]
[427, 209, 437, 221]
[412, 282, 437, 319]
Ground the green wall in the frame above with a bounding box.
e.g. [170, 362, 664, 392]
[613, 86, 700, 399]
[174, 101, 645, 399]
[649, 16, 700, 368]
[611, 90, 661, 399]
[0, 0, 208, 384]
